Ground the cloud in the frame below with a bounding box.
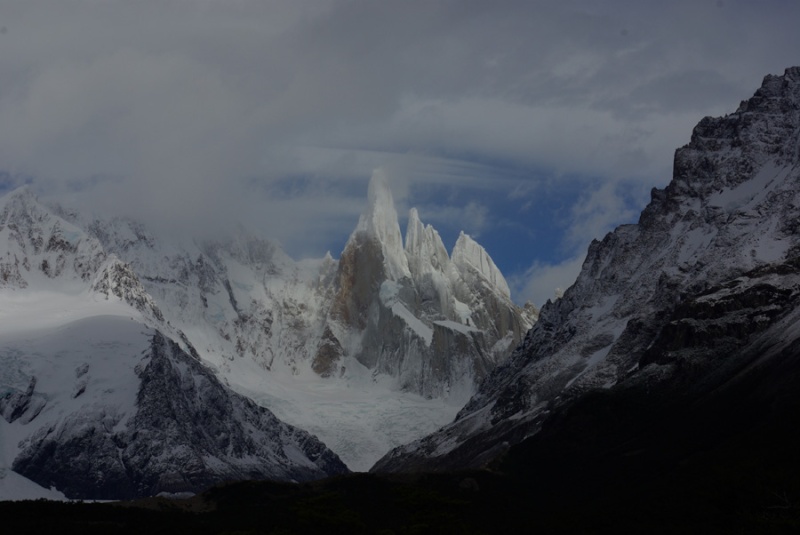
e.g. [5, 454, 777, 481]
[381, 96, 697, 182]
[510, 253, 588, 308]
[415, 200, 490, 239]
[508, 177, 648, 307]
[0, 0, 799, 275]
[565, 179, 647, 249]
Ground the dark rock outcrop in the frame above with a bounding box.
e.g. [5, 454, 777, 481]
[12, 332, 349, 500]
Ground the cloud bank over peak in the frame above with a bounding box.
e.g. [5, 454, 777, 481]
[0, 1, 798, 305]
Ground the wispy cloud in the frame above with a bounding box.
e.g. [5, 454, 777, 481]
[509, 253, 588, 308]
[566, 180, 647, 248]
[508, 178, 649, 306]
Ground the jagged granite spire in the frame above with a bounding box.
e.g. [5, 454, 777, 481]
[324, 170, 533, 397]
[352, 169, 410, 281]
[404, 207, 450, 278]
[452, 231, 511, 298]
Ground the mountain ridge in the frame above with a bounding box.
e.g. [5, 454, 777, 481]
[373, 66, 800, 473]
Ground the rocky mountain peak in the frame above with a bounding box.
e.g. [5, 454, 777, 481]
[0, 188, 107, 288]
[0, 184, 37, 207]
[736, 66, 800, 115]
[325, 172, 532, 398]
[640, 66, 800, 235]
[351, 169, 410, 281]
[1, 186, 45, 229]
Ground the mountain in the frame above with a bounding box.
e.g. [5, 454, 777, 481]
[0, 168, 530, 497]
[323, 171, 534, 397]
[373, 67, 800, 473]
[0, 190, 349, 499]
[3, 68, 800, 532]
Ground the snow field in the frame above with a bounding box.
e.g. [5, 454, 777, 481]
[211, 351, 470, 472]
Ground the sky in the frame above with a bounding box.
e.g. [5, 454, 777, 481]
[0, 1, 799, 307]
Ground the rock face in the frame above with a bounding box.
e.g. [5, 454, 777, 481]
[373, 67, 800, 473]
[91, 258, 166, 322]
[6, 327, 348, 500]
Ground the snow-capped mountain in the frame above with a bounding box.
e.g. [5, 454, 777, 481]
[1, 167, 530, 496]
[323, 171, 534, 397]
[0, 191, 349, 499]
[0, 187, 106, 290]
[373, 67, 800, 472]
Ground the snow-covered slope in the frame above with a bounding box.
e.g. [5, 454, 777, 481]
[0, 195, 349, 499]
[373, 67, 800, 473]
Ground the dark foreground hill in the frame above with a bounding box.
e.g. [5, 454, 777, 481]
[4, 352, 800, 534]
